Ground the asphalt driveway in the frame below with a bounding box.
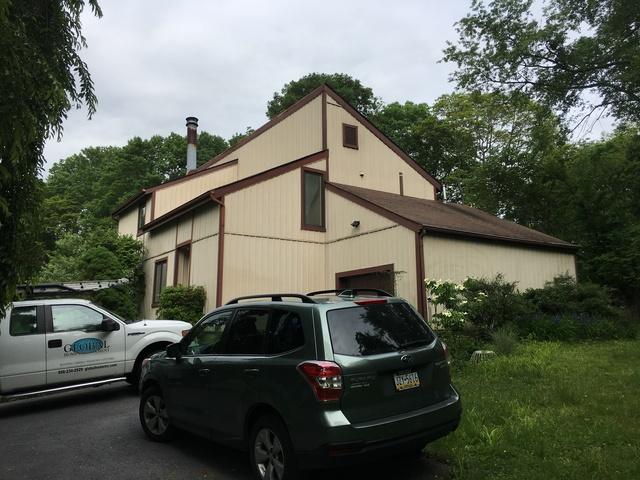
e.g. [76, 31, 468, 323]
[0, 383, 450, 480]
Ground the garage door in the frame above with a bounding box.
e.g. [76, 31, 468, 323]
[336, 264, 395, 295]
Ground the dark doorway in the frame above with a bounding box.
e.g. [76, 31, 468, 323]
[336, 264, 395, 295]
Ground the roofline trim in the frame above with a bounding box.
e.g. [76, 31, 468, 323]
[420, 226, 579, 252]
[147, 159, 238, 192]
[143, 150, 329, 233]
[325, 183, 421, 231]
[322, 85, 442, 191]
[197, 85, 326, 171]
[111, 190, 150, 218]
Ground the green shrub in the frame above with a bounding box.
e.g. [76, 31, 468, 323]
[156, 285, 206, 324]
[462, 275, 531, 336]
[438, 330, 483, 366]
[490, 326, 519, 355]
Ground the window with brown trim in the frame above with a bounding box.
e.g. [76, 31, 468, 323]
[137, 204, 146, 233]
[302, 169, 325, 230]
[152, 259, 168, 306]
[174, 243, 191, 286]
[343, 124, 358, 149]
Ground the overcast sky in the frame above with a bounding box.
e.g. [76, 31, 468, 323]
[43, 0, 472, 173]
[42, 0, 613, 175]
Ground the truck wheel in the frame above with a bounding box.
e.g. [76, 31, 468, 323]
[249, 414, 299, 480]
[139, 385, 174, 442]
[127, 345, 166, 385]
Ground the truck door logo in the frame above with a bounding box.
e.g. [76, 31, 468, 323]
[64, 338, 106, 354]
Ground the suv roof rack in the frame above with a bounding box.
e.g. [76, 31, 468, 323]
[16, 279, 129, 298]
[225, 293, 317, 305]
[307, 288, 392, 298]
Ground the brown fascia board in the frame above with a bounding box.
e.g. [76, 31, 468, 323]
[325, 183, 421, 231]
[143, 191, 217, 233]
[143, 150, 329, 233]
[197, 85, 327, 171]
[111, 190, 150, 218]
[146, 159, 238, 192]
[322, 85, 442, 192]
[420, 225, 579, 253]
[111, 160, 238, 219]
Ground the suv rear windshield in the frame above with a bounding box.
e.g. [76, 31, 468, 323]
[327, 303, 435, 357]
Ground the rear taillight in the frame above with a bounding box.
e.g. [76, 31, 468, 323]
[297, 361, 343, 402]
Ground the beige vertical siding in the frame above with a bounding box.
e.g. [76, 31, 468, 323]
[215, 95, 323, 179]
[423, 235, 576, 290]
[152, 162, 238, 219]
[176, 216, 192, 245]
[222, 235, 325, 304]
[190, 236, 218, 312]
[117, 208, 138, 237]
[145, 223, 177, 260]
[326, 93, 435, 200]
[325, 190, 397, 242]
[224, 168, 325, 242]
[193, 204, 219, 241]
[306, 158, 327, 171]
[326, 225, 418, 308]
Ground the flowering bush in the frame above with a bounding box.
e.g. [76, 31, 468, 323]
[425, 279, 468, 331]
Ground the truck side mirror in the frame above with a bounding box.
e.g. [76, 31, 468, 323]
[100, 318, 120, 332]
[166, 343, 182, 359]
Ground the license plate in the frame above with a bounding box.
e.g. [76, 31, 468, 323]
[393, 371, 420, 391]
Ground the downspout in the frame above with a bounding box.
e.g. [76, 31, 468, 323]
[212, 195, 225, 307]
[415, 228, 428, 321]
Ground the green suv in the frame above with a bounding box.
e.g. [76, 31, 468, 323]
[139, 290, 461, 479]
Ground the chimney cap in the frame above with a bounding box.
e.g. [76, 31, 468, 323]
[186, 116, 199, 126]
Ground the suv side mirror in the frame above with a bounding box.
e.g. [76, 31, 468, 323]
[166, 343, 182, 359]
[101, 318, 120, 332]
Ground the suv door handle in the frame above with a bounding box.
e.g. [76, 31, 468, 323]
[48, 339, 62, 348]
[198, 368, 211, 376]
[244, 368, 260, 376]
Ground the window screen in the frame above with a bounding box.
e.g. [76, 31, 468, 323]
[327, 303, 434, 357]
[225, 309, 269, 355]
[10, 306, 39, 336]
[268, 310, 304, 354]
[153, 259, 168, 305]
[303, 171, 324, 228]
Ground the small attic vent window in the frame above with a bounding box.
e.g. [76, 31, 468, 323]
[343, 124, 358, 149]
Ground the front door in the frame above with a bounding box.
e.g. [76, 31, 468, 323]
[45, 304, 126, 386]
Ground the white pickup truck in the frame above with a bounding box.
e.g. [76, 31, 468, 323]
[0, 298, 191, 402]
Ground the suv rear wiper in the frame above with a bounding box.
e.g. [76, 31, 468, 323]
[398, 340, 430, 350]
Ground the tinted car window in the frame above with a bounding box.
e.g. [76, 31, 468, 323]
[51, 305, 103, 332]
[186, 310, 233, 355]
[268, 310, 304, 354]
[327, 303, 434, 357]
[225, 309, 269, 355]
[10, 306, 39, 336]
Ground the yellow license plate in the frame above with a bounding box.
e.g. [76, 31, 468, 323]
[393, 371, 420, 391]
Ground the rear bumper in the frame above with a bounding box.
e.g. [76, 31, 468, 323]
[296, 389, 461, 470]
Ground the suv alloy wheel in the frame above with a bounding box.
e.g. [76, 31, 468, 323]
[250, 414, 298, 480]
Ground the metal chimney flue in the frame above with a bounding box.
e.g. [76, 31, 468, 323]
[186, 116, 198, 172]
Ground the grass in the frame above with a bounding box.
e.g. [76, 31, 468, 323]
[428, 340, 640, 479]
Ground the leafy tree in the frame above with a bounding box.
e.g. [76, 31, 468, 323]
[38, 226, 145, 319]
[0, 0, 102, 314]
[267, 73, 382, 119]
[443, 0, 640, 124]
[228, 127, 256, 147]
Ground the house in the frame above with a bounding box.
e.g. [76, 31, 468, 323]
[113, 85, 576, 320]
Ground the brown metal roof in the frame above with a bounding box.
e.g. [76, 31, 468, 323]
[329, 183, 576, 251]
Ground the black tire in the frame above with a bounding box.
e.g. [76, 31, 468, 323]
[127, 345, 166, 385]
[249, 414, 299, 480]
[139, 385, 174, 442]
